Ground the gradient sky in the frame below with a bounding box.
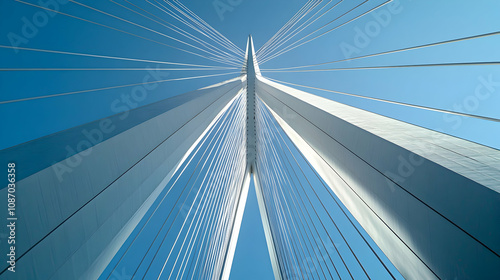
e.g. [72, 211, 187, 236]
[1, 0, 499, 279]
[1, 0, 499, 149]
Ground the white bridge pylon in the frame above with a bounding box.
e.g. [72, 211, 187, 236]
[2, 36, 499, 280]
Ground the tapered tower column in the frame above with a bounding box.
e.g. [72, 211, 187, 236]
[243, 35, 261, 171]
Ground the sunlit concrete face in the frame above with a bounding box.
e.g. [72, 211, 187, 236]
[256, 76, 500, 280]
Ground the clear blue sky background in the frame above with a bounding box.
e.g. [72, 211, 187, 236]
[1, 0, 499, 149]
[1, 0, 499, 279]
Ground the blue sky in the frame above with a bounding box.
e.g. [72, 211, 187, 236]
[1, 0, 499, 279]
[2, 0, 499, 149]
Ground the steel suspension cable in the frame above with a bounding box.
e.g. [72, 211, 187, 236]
[257, 0, 342, 63]
[14, 0, 239, 66]
[264, 77, 500, 123]
[104, 87, 243, 279]
[0, 71, 239, 105]
[261, 1, 393, 64]
[112, 0, 242, 62]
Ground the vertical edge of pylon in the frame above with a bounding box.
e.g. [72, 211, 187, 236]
[248, 35, 262, 76]
[245, 35, 258, 168]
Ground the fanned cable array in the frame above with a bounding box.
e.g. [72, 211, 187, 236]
[254, 97, 402, 280]
[1, 1, 499, 280]
[256, 0, 394, 65]
[1, 0, 246, 105]
[256, 0, 500, 125]
[100, 90, 248, 280]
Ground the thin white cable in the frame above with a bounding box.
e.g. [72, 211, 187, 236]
[259, 0, 371, 63]
[258, 0, 343, 63]
[0, 71, 239, 105]
[160, 95, 246, 279]
[176, 122, 245, 279]
[136, 94, 242, 279]
[261, 30, 500, 70]
[257, 0, 326, 59]
[257, 99, 337, 278]
[178, 93, 246, 279]
[172, 0, 244, 54]
[257, 121, 304, 278]
[265, 77, 500, 123]
[258, 111, 310, 279]
[200, 123, 246, 279]
[152, 0, 243, 60]
[0, 45, 231, 68]
[67, 0, 239, 64]
[14, 0, 239, 66]
[166, 0, 243, 57]
[261, 0, 393, 64]
[187, 91, 247, 280]
[114, 0, 242, 62]
[200, 112, 246, 280]
[258, 103, 326, 279]
[258, 0, 321, 60]
[0, 67, 237, 71]
[105, 84, 241, 280]
[257, 0, 317, 55]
